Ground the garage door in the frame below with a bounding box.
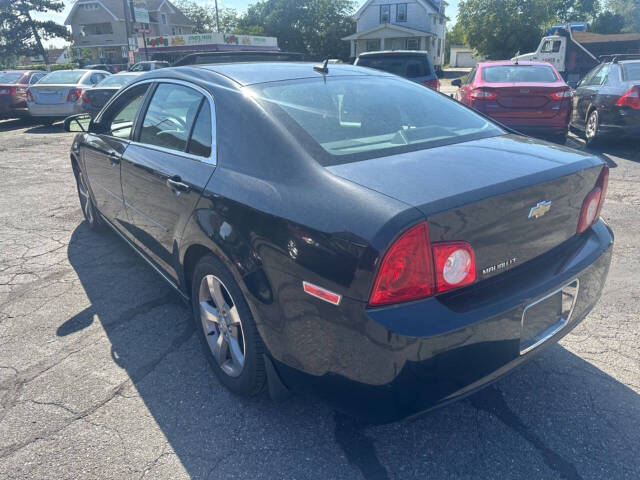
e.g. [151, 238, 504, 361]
[456, 52, 476, 68]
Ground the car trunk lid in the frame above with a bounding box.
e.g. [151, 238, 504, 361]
[29, 84, 74, 104]
[476, 84, 569, 119]
[326, 134, 604, 280]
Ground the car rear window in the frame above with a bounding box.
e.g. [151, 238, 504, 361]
[482, 65, 558, 83]
[622, 63, 640, 81]
[252, 76, 503, 165]
[38, 70, 86, 85]
[97, 74, 137, 88]
[0, 73, 23, 84]
[357, 55, 433, 78]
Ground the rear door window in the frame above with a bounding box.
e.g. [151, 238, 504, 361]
[139, 83, 204, 152]
[187, 102, 213, 158]
[357, 55, 432, 78]
[482, 65, 558, 82]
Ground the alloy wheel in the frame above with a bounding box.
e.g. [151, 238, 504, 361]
[198, 274, 246, 377]
[585, 111, 598, 140]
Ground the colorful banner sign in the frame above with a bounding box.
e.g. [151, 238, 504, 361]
[138, 32, 277, 49]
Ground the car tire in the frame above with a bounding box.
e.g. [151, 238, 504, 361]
[584, 110, 601, 146]
[191, 254, 266, 396]
[74, 168, 105, 232]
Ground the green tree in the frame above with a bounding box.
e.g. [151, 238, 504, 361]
[444, 22, 466, 64]
[548, 0, 600, 22]
[590, 11, 625, 33]
[238, 0, 356, 59]
[0, 0, 69, 67]
[458, 0, 547, 59]
[218, 7, 241, 33]
[173, 0, 215, 33]
[606, 0, 640, 33]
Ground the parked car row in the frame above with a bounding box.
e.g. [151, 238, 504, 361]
[448, 57, 640, 144]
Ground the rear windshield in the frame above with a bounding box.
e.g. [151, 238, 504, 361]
[251, 76, 503, 165]
[97, 74, 137, 88]
[622, 63, 640, 81]
[482, 65, 558, 83]
[0, 73, 23, 84]
[38, 70, 86, 85]
[357, 55, 432, 78]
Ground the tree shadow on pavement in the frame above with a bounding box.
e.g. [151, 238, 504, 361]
[62, 222, 640, 480]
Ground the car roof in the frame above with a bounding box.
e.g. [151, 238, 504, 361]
[358, 50, 430, 56]
[191, 62, 391, 86]
[476, 60, 555, 67]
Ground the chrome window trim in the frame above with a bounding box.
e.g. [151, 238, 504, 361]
[95, 77, 217, 166]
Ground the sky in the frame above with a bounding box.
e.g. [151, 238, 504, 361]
[40, 0, 460, 48]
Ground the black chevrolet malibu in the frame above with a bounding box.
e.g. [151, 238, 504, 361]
[64, 63, 613, 422]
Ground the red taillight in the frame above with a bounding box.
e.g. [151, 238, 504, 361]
[615, 87, 640, 109]
[577, 166, 609, 234]
[550, 90, 573, 100]
[67, 88, 82, 102]
[26, 89, 34, 102]
[432, 242, 476, 293]
[369, 223, 434, 306]
[470, 89, 498, 100]
[421, 78, 440, 91]
[369, 223, 477, 306]
[81, 91, 91, 104]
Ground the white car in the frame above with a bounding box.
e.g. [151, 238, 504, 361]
[27, 69, 110, 122]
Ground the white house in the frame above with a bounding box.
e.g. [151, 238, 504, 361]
[343, 0, 447, 67]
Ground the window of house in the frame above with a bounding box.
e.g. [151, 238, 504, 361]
[380, 5, 390, 23]
[172, 27, 176, 35]
[396, 4, 407, 22]
[161, 14, 167, 25]
[406, 38, 419, 50]
[437, 38, 442, 57]
[139, 83, 204, 152]
[79, 23, 113, 36]
[366, 39, 381, 52]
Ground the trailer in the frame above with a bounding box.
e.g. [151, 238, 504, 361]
[513, 28, 640, 86]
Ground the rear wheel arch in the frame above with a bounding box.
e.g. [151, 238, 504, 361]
[182, 244, 214, 298]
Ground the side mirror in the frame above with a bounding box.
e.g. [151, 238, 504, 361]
[451, 78, 462, 88]
[64, 114, 92, 133]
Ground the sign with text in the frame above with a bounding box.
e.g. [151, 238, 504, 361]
[138, 32, 277, 49]
[131, 1, 150, 24]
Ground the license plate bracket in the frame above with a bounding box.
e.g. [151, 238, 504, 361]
[520, 280, 579, 355]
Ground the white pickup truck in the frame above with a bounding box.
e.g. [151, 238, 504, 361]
[513, 28, 640, 85]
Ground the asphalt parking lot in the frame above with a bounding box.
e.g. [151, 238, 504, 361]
[0, 117, 638, 480]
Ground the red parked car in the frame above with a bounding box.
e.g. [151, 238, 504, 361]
[452, 61, 572, 139]
[0, 70, 47, 119]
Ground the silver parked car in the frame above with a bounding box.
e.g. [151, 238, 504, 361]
[27, 69, 110, 122]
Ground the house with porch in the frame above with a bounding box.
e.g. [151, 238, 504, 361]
[65, 0, 195, 65]
[343, 0, 448, 67]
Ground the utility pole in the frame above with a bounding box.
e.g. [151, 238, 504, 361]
[122, 0, 132, 65]
[214, 0, 220, 32]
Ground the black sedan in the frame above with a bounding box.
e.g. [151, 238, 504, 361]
[64, 63, 613, 422]
[571, 57, 640, 145]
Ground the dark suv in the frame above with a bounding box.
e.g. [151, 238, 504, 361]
[570, 55, 640, 145]
[354, 51, 440, 90]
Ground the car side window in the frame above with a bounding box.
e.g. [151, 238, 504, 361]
[580, 65, 602, 86]
[187, 101, 212, 158]
[139, 83, 204, 153]
[29, 73, 45, 84]
[591, 65, 609, 86]
[552, 40, 561, 52]
[101, 84, 149, 139]
[465, 68, 476, 85]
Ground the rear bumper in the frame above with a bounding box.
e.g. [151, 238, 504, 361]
[27, 102, 76, 118]
[0, 98, 29, 118]
[599, 108, 640, 137]
[271, 220, 613, 422]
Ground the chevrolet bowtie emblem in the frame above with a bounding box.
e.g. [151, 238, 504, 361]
[529, 201, 552, 219]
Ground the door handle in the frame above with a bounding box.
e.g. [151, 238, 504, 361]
[166, 176, 190, 194]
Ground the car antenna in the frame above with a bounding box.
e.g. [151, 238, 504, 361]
[314, 59, 329, 75]
[513, 51, 520, 65]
